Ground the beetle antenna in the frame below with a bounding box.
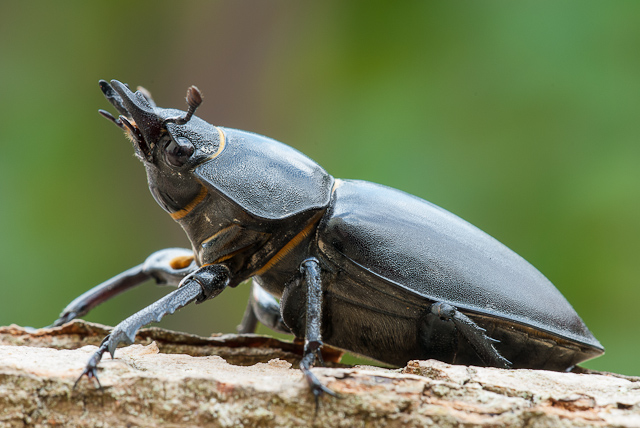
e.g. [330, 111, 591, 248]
[163, 86, 203, 126]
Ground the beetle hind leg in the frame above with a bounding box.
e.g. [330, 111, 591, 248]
[430, 302, 511, 369]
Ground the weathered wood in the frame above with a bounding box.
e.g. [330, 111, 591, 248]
[0, 322, 637, 427]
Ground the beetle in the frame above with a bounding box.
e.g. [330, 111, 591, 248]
[55, 79, 604, 400]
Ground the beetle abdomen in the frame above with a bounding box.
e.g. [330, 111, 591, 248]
[317, 179, 603, 363]
[315, 273, 600, 369]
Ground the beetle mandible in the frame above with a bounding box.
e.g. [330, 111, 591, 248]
[55, 80, 604, 399]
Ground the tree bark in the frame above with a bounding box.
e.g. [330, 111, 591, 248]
[0, 321, 638, 427]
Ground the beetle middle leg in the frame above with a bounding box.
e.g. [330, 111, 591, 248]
[430, 302, 511, 368]
[298, 258, 338, 404]
[75, 264, 230, 388]
[237, 281, 291, 334]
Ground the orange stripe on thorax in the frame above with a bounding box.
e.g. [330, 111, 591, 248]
[254, 213, 323, 276]
[170, 186, 208, 220]
[171, 127, 225, 221]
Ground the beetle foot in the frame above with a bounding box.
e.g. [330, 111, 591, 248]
[301, 365, 339, 413]
[305, 368, 339, 413]
[51, 310, 78, 328]
[74, 335, 110, 390]
[74, 364, 103, 391]
[73, 272, 214, 390]
[300, 343, 339, 411]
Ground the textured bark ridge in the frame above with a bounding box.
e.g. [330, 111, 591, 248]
[0, 321, 638, 427]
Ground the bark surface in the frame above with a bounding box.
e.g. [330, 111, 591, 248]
[0, 321, 637, 427]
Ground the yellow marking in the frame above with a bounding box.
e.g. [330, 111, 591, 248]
[198, 226, 245, 264]
[200, 225, 238, 247]
[169, 255, 194, 270]
[201, 252, 236, 266]
[254, 214, 322, 276]
[202, 126, 226, 162]
[167, 128, 223, 221]
[170, 186, 208, 220]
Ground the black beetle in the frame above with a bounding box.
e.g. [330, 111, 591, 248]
[55, 80, 604, 399]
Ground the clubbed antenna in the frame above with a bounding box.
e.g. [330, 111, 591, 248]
[163, 86, 203, 126]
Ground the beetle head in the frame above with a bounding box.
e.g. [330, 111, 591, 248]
[99, 79, 223, 213]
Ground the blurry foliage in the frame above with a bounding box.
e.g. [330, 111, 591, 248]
[0, 1, 638, 375]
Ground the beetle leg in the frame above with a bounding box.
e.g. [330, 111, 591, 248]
[431, 302, 511, 368]
[237, 281, 291, 334]
[299, 258, 338, 405]
[52, 264, 148, 327]
[75, 264, 230, 388]
[73, 334, 110, 390]
[237, 295, 259, 334]
[107, 263, 229, 355]
[52, 248, 196, 327]
[74, 281, 202, 389]
[142, 248, 198, 286]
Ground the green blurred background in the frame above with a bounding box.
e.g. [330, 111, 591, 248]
[1, 2, 638, 375]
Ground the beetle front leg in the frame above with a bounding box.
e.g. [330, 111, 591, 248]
[53, 248, 196, 327]
[75, 264, 230, 388]
[299, 258, 338, 403]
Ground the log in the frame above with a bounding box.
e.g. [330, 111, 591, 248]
[0, 321, 638, 427]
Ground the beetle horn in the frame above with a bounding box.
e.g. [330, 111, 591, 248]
[107, 80, 167, 155]
[163, 86, 203, 126]
[136, 85, 156, 108]
[109, 80, 162, 131]
[99, 80, 129, 117]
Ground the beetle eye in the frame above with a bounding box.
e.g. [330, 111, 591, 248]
[164, 137, 195, 167]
